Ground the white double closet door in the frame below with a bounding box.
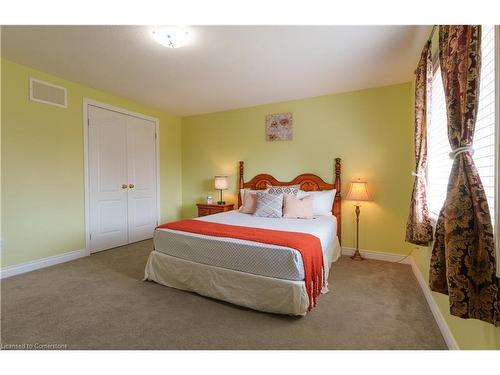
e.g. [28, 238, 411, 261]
[88, 105, 158, 253]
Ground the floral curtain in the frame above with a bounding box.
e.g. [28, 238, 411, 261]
[429, 25, 499, 326]
[405, 41, 433, 246]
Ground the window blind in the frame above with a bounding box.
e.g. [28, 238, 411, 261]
[475, 25, 496, 225]
[427, 63, 451, 217]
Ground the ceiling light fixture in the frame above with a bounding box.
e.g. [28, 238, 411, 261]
[151, 26, 191, 48]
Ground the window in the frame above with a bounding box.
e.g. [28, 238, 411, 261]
[427, 62, 451, 217]
[475, 25, 497, 226]
[427, 26, 499, 276]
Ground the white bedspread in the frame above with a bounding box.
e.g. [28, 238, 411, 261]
[153, 210, 340, 281]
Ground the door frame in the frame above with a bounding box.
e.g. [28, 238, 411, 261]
[83, 98, 160, 254]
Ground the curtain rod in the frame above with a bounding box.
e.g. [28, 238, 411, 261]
[428, 25, 437, 42]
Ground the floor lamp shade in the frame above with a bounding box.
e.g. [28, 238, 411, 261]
[346, 180, 370, 202]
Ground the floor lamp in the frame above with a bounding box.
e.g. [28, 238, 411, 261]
[345, 179, 371, 261]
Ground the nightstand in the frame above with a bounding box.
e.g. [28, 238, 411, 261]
[196, 203, 234, 217]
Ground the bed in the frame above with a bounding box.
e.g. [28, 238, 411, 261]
[145, 158, 342, 315]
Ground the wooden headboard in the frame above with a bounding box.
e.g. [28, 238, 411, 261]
[238, 158, 342, 244]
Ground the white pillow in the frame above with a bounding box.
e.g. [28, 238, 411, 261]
[298, 189, 336, 216]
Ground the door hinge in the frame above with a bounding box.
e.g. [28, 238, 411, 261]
[87, 118, 90, 127]
[89, 233, 92, 240]
[155, 132, 157, 139]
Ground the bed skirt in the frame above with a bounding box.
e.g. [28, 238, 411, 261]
[144, 251, 311, 315]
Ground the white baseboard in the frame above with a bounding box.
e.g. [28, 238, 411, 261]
[342, 246, 457, 349]
[407, 257, 459, 350]
[1, 248, 88, 279]
[341, 247, 412, 264]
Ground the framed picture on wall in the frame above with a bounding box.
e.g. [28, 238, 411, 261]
[265, 112, 293, 141]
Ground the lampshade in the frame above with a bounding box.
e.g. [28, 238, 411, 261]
[214, 176, 229, 190]
[346, 180, 371, 201]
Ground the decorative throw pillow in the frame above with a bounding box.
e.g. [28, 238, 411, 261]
[239, 188, 268, 213]
[239, 190, 258, 214]
[283, 194, 313, 219]
[240, 188, 268, 200]
[253, 192, 284, 218]
[266, 184, 299, 196]
[298, 189, 336, 216]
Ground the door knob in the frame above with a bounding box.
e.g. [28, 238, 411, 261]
[129, 184, 135, 189]
[121, 184, 128, 189]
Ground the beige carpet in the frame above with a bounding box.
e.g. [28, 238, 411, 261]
[1, 240, 447, 349]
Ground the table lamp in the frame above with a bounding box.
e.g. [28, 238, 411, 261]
[214, 176, 229, 205]
[345, 179, 371, 261]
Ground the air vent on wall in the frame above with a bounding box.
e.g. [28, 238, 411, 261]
[29, 78, 67, 108]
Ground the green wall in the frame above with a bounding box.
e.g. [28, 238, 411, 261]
[181, 82, 415, 255]
[1, 59, 182, 267]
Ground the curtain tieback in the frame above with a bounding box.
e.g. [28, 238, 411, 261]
[449, 146, 474, 159]
[411, 171, 425, 178]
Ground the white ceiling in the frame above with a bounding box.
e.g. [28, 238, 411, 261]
[1, 25, 431, 116]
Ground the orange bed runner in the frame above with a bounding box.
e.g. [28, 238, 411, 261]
[158, 219, 324, 311]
